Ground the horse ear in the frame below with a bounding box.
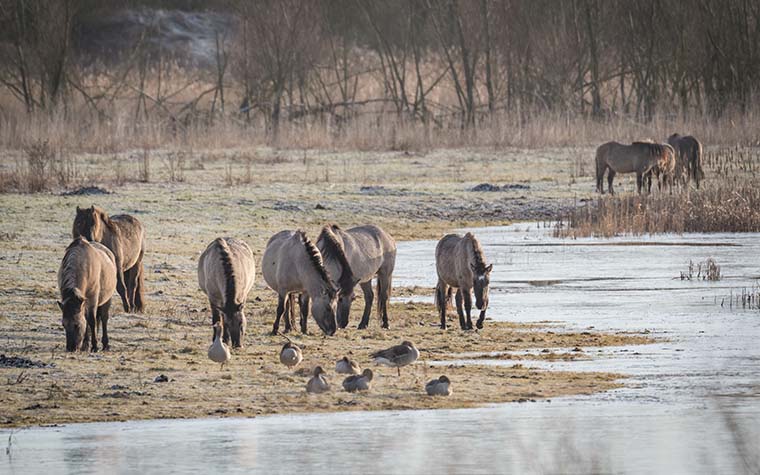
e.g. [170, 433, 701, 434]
[486, 264, 493, 274]
[56, 300, 64, 311]
[235, 302, 244, 312]
[76, 206, 82, 213]
[90, 205, 95, 211]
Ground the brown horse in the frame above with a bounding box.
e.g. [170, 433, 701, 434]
[667, 134, 705, 188]
[435, 232, 493, 330]
[57, 237, 117, 352]
[645, 143, 676, 193]
[198, 237, 256, 348]
[595, 141, 671, 194]
[73, 206, 146, 313]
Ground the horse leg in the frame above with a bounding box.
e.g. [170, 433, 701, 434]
[435, 280, 448, 330]
[283, 293, 294, 334]
[271, 294, 286, 336]
[636, 172, 643, 194]
[86, 306, 98, 352]
[463, 289, 474, 330]
[358, 281, 373, 330]
[98, 300, 111, 351]
[607, 170, 616, 195]
[124, 266, 137, 313]
[455, 289, 466, 330]
[114, 256, 131, 313]
[299, 293, 310, 334]
[377, 273, 391, 329]
[133, 249, 146, 313]
[211, 305, 221, 341]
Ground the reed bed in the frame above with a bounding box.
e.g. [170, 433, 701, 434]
[555, 147, 760, 237]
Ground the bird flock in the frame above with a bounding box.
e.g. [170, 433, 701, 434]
[208, 337, 451, 397]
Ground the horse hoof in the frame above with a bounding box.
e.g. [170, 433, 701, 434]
[476, 322, 484, 330]
[357, 324, 367, 330]
[381, 323, 389, 330]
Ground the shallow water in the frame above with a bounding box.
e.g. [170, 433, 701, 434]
[3, 224, 760, 474]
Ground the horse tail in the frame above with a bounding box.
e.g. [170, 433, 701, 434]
[692, 140, 704, 186]
[595, 146, 608, 193]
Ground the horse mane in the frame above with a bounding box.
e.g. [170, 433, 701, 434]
[633, 142, 666, 158]
[318, 225, 356, 296]
[298, 231, 336, 295]
[214, 238, 238, 312]
[464, 232, 487, 273]
[60, 237, 88, 293]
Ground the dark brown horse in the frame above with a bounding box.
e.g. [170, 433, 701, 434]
[667, 133, 705, 188]
[73, 206, 146, 313]
[57, 237, 117, 352]
[596, 141, 671, 194]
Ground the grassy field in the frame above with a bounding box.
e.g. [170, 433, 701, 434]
[0, 145, 655, 427]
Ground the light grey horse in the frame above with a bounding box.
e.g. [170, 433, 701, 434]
[317, 224, 396, 329]
[198, 237, 256, 348]
[262, 230, 338, 336]
[435, 232, 492, 330]
[667, 133, 705, 189]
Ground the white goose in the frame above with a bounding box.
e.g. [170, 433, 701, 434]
[208, 322, 231, 370]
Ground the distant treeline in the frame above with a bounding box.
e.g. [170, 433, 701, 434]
[0, 0, 758, 129]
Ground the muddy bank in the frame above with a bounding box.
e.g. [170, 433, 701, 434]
[0, 296, 651, 428]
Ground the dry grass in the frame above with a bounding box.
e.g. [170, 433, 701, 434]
[2, 99, 760, 156]
[555, 147, 760, 237]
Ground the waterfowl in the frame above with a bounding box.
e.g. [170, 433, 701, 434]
[335, 356, 361, 375]
[371, 340, 419, 376]
[342, 369, 373, 392]
[280, 341, 303, 368]
[208, 322, 231, 370]
[425, 375, 452, 396]
[306, 366, 330, 394]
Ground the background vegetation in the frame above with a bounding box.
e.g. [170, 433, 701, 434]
[1, 0, 759, 152]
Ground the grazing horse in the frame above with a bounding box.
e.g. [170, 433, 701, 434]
[317, 224, 396, 329]
[667, 133, 705, 188]
[645, 144, 677, 193]
[198, 237, 256, 348]
[595, 142, 671, 194]
[72, 206, 146, 313]
[57, 237, 117, 352]
[262, 230, 338, 336]
[435, 232, 493, 330]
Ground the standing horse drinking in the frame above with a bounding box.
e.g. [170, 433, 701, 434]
[435, 232, 493, 330]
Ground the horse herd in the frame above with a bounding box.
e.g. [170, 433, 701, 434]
[55, 133, 705, 352]
[57, 206, 494, 352]
[595, 133, 705, 195]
